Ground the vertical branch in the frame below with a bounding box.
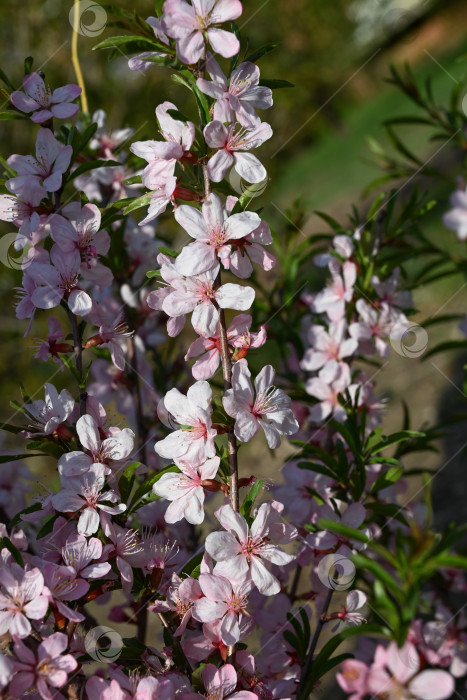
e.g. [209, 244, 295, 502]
[197, 47, 240, 514]
[67, 308, 87, 417]
[217, 302, 240, 512]
[71, 0, 89, 114]
[297, 588, 334, 699]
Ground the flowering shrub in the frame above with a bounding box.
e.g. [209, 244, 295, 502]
[0, 3, 466, 700]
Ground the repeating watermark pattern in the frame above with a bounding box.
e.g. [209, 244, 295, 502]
[317, 553, 356, 591]
[69, 1, 107, 38]
[0, 233, 32, 271]
[84, 626, 123, 663]
[389, 321, 428, 358]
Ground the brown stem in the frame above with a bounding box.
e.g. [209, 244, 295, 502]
[66, 308, 87, 416]
[289, 565, 302, 602]
[216, 285, 239, 512]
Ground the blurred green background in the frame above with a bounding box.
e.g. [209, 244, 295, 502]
[1, 0, 467, 475]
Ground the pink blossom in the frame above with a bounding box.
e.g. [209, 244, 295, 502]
[131, 101, 195, 187]
[443, 184, 467, 241]
[153, 456, 220, 524]
[366, 642, 455, 700]
[162, 0, 243, 64]
[349, 300, 401, 359]
[87, 674, 176, 700]
[301, 320, 357, 374]
[155, 381, 217, 464]
[9, 633, 77, 700]
[52, 465, 126, 535]
[197, 53, 273, 127]
[223, 360, 299, 449]
[185, 313, 266, 380]
[205, 503, 296, 595]
[182, 663, 257, 700]
[61, 534, 112, 579]
[193, 573, 253, 645]
[33, 316, 69, 365]
[147, 257, 255, 337]
[42, 563, 90, 622]
[138, 175, 178, 225]
[183, 620, 229, 662]
[371, 268, 412, 309]
[314, 233, 355, 268]
[88, 109, 134, 159]
[26, 247, 93, 316]
[305, 502, 367, 556]
[128, 16, 171, 71]
[49, 203, 113, 286]
[337, 658, 371, 700]
[22, 382, 74, 436]
[150, 572, 202, 635]
[305, 362, 351, 423]
[204, 121, 272, 183]
[0, 654, 14, 689]
[312, 260, 357, 321]
[123, 216, 163, 285]
[11, 72, 81, 123]
[227, 220, 276, 279]
[174, 193, 262, 276]
[274, 462, 333, 525]
[57, 413, 135, 478]
[330, 590, 367, 632]
[0, 189, 45, 247]
[0, 564, 48, 638]
[7, 128, 72, 197]
[102, 524, 144, 595]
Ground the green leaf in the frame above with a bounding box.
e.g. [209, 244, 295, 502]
[352, 553, 401, 595]
[0, 453, 47, 463]
[10, 502, 42, 526]
[158, 246, 180, 258]
[93, 35, 166, 51]
[1, 537, 24, 567]
[303, 624, 387, 692]
[180, 551, 204, 578]
[0, 67, 15, 91]
[166, 108, 191, 122]
[0, 111, 29, 120]
[240, 479, 263, 523]
[368, 431, 424, 455]
[24, 56, 34, 75]
[259, 78, 294, 89]
[67, 159, 120, 181]
[146, 269, 162, 278]
[118, 461, 141, 504]
[129, 465, 179, 510]
[422, 339, 467, 360]
[78, 122, 98, 153]
[36, 514, 58, 540]
[370, 467, 404, 494]
[123, 174, 142, 186]
[318, 518, 369, 545]
[244, 44, 278, 62]
[230, 180, 269, 213]
[122, 192, 154, 216]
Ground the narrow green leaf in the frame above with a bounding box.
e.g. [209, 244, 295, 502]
[1, 537, 24, 567]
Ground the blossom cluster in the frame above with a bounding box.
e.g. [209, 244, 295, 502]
[0, 1, 466, 699]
